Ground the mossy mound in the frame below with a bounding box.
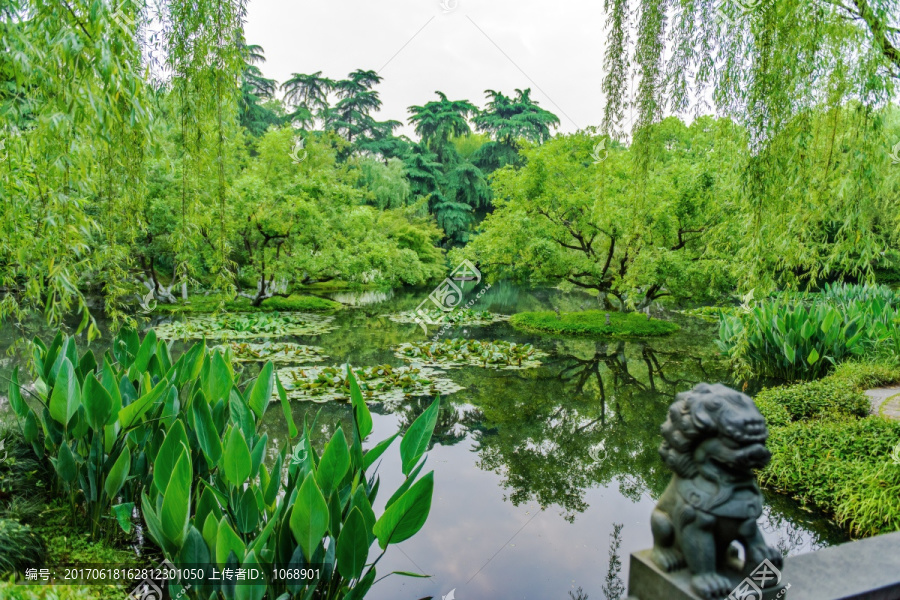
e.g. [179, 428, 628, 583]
[509, 310, 680, 337]
[155, 293, 342, 314]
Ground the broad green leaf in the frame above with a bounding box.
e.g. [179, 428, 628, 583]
[208, 350, 233, 403]
[236, 550, 266, 600]
[276, 375, 298, 439]
[23, 409, 39, 444]
[350, 485, 377, 544]
[400, 397, 439, 476]
[348, 367, 372, 440]
[783, 342, 796, 363]
[112, 502, 134, 534]
[118, 378, 168, 429]
[223, 427, 252, 485]
[192, 396, 223, 469]
[374, 471, 434, 549]
[161, 450, 192, 547]
[134, 330, 157, 372]
[336, 507, 369, 580]
[247, 361, 274, 420]
[104, 448, 131, 500]
[316, 429, 350, 495]
[289, 472, 329, 559]
[55, 442, 77, 483]
[49, 358, 81, 426]
[154, 420, 189, 495]
[216, 518, 246, 564]
[82, 373, 113, 431]
[8, 368, 26, 418]
[236, 487, 260, 534]
[807, 347, 820, 364]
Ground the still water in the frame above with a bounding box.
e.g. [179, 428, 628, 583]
[0, 283, 848, 600]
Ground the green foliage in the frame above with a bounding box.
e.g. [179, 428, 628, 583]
[755, 379, 870, 422]
[761, 416, 900, 537]
[509, 310, 680, 337]
[460, 119, 740, 308]
[8, 329, 184, 537]
[146, 367, 440, 599]
[718, 284, 900, 380]
[828, 359, 900, 389]
[0, 519, 45, 575]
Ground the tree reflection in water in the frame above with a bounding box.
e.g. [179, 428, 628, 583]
[468, 337, 726, 521]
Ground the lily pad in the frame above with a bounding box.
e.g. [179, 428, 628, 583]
[276, 364, 463, 404]
[385, 307, 510, 327]
[395, 338, 547, 370]
[221, 342, 326, 364]
[154, 312, 336, 340]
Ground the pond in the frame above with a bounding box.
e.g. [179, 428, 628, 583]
[0, 283, 849, 600]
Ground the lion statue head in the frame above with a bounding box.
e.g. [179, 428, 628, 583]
[659, 383, 770, 480]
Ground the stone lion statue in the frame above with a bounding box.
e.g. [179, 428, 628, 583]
[651, 383, 783, 599]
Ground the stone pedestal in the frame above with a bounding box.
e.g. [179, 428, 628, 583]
[626, 531, 900, 600]
[626, 550, 787, 600]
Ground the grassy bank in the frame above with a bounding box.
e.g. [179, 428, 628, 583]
[509, 310, 680, 337]
[153, 292, 342, 314]
[0, 427, 141, 600]
[755, 360, 900, 536]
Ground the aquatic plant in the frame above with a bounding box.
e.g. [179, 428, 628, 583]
[154, 311, 336, 340]
[277, 364, 463, 403]
[146, 367, 440, 599]
[223, 341, 326, 364]
[717, 286, 899, 380]
[395, 338, 547, 369]
[385, 307, 510, 327]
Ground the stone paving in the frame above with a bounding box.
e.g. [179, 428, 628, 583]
[864, 386, 900, 420]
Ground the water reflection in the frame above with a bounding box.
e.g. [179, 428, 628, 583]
[0, 286, 851, 600]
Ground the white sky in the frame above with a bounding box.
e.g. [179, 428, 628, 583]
[244, 0, 615, 139]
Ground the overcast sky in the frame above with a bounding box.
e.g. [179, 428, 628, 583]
[244, 0, 618, 139]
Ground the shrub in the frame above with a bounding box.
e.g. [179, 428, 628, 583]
[755, 379, 870, 422]
[753, 395, 792, 428]
[510, 310, 680, 337]
[717, 284, 900, 380]
[760, 416, 900, 536]
[829, 359, 900, 389]
[0, 519, 45, 574]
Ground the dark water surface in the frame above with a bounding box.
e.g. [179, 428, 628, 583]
[0, 284, 848, 600]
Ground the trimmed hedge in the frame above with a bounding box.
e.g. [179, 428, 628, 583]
[755, 378, 870, 422]
[760, 417, 900, 536]
[509, 310, 680, 337]
[756, 360, 900, 537]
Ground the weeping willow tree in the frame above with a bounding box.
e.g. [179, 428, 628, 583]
[602, 0, 900, 291]
[156, 0, 246, 301]
[0, 0, 150, 333]
[0, 0, 249, 333]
